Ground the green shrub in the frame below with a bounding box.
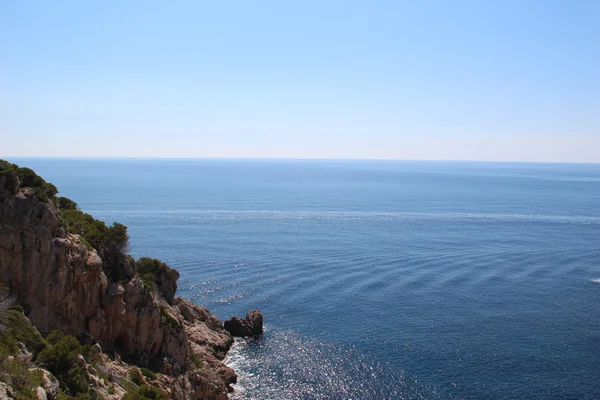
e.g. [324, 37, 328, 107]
[129, 367, 144, 386]
[0, 309, 45, 355]
[0, 357, 44, 400]
[57, 196, 78, 210]
[136, 257, 178, 299]
[0, 159, 17, 170]
[60, 209, 129, 254]
[107, 386, 115, 395]
[81, 343, 101, 365]
[0, 160, 58, 201]
[56, 392, 92, 400]
[140, 367, 157, 381]
[140, 273, 155, 291]
[10, 305, 24, 313]
[0, 308, 45, 398]
[0, 330, 18, 357]
[37, 331, 90, 396]
[136, 258, 170, 288]
[123, 379, 139, 393]
[0, 160, 19, 194]
[137, 384, 167, 399]
[122, 391, 144, 400]
[33, 186, 50, 203]
[59, 208, 131, 281]
[122, 384, 167, 400]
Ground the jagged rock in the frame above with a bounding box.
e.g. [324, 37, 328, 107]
[0, 166, 240, 398]
[34, 386, 47, 400]
[246, 310, 263, 335]
[39, 369, 59, 399]
[224, 310, 263, 337]
[0, 382, 11, 400]
[223, 317, 246, 337]
[155, 266, 180, 305]
[31, 369, 59, 400]
[92, 343, 102, 354]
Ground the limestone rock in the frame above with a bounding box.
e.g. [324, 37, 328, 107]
[39, 369, 59, 399]
[0, 383, 11, 400]
[245, 310, 263, 335]
[155, 266, 180, 305]
[34, 386, 47, 400]
[0, 171, 239, 398]
[224, 310, 263, 337]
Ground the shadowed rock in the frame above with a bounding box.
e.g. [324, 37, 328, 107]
[224, 310, 263, 337]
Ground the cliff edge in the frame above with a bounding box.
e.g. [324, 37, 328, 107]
[0, 160, 237, 399]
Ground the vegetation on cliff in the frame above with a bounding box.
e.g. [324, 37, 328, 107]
[0, 160, 238, 398]
[0, 302, 46, 399]
[0, 159, 175, 288]
[0, 304, 88, 399]
[0, 159, 134, 282]
[58, 202, 131, 282]
[59, 203, 129, 256]
[0, 286, 169, 399]
[0, 160, 58, 203]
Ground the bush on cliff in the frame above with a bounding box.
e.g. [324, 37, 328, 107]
[140, 367, 157, 381]
[0, 308, 46, 399]
[0, 308, 105, 399]
[0, 357, 44, 400]
[59, 207, 131, 281]
[137, 384, 167, 399]
[37, 331, 90, 396]
[57, 196, 78, 210]
[135, 257, 180, 304]
[136, 258, 168, 289]
[123, 384, 167, 400]
[0, 160, 58, 202]
[60, 208, 129, 253]
[1, 160, 142, 286]
[129, 367, 144, 385]
[0, 160, 131, 282]
[0, 308, 46, 356]
[123, 368, 166, 400]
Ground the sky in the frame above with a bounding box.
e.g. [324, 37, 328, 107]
[1, 1, 599, 162]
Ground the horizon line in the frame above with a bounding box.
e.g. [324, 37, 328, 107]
[2, 155, 599, 165]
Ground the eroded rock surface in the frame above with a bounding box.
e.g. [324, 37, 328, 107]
[0, 174, 238, 398]
[224, 310, 263, 337]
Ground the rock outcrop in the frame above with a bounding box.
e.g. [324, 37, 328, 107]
[224, 310, 263, 337]
[0, 164, 241, 398]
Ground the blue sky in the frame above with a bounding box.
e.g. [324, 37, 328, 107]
[1, 1, 598, 162]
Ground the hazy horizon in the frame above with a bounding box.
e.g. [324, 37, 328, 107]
[3, 155, 599, 166]
[1, 1, 598, 162]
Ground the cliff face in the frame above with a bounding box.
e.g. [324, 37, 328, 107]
[0, 170, 237, 398]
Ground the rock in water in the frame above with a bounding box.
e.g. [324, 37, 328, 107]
[245, 310, 263, 335]
[223, 317, 246, 337]
[224, 310, 263, 337]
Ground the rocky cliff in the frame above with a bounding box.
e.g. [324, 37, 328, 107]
[0, 161, 239, 399]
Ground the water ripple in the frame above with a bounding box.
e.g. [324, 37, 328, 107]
[92, 209, 600, 225]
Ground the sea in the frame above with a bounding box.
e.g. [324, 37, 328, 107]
[10, 158, 600, 400]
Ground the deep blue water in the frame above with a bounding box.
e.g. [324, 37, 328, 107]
[11, 158, 600, 399]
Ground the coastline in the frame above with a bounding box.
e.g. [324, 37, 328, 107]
[0, 159, 245, 399]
